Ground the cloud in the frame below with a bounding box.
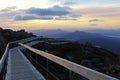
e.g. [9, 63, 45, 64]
[13, 5, 79, 21]
[54, 16, 77, 20]
[14, 15, 53, 20]
[74, 7, 120, 18]
[89, 19, 104, 22]
[0, 5, 80, 21]
[54, 13, 80, 20]
[25, 5, 70, 16]
[69, 13, 81, 18]
[90, 24, 97, 26]
[51, 5, 71, 11]
[62, 1, 78, 5]
[1, 6, 16, 12]
[0, 11, 18, 19]
[7, 6, 16, 10]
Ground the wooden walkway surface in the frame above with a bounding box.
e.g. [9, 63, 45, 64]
[5, 47, 45, 80]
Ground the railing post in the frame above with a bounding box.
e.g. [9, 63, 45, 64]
[30, 51, 32, 61]
[46, 58, 48, 80]
[69, 70, 73, 80]
[26, 49, 28, 58]
[26, 49, 29, 57]
[35, 54, 38, 67]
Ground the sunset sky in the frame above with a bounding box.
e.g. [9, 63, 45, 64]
[0, 0, 120, 30]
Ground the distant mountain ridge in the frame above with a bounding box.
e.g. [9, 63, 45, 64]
[31, 29, 120, 54]
[47, 30, 107, 39]
[30, 29, 68, 37]
[86, 29, 120, 36]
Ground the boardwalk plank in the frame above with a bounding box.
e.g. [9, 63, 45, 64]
[6, 47, 45, 80]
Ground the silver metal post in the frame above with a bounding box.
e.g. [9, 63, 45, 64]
[69, 70, 73, 80]
[35, 54, 37, 67]
[46, 58, 48, 80]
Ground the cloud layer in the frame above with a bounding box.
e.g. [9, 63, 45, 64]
[89, 19, 104, 22]
[14, 15, 53, 20]
[12, 5, 80, 21]
[25, 6, 70, 16]
[1, 6, 16, 12]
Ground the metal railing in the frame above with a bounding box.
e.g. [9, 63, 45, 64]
[19, 43, 119, 80]
[0, 37, 40, 80]
[0, 43, 9, 80]
[9, 37, 37, 44]
[9, 37, 39, 48]
[22, 50, 60, 80]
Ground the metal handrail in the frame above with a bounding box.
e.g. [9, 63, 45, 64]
[19, 43, 119, 80]
[0, 43, 9, 73]
[0, 37, 39, 74]
[9, 37, 39, 44]
[0, 44, 9, 80]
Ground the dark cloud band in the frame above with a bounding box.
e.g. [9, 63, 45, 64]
[14, 15, 53, 20]
[25, 6, 70, 16]
[13, 5, 79, 21]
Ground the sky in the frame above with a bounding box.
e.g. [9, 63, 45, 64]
[0, 0, 120, 30]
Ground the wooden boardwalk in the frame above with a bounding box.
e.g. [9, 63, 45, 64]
[5, 47, 45, 80]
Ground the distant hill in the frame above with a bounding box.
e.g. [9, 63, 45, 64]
[86, 29, 120, 37]
[30, 29, 68, 37]
[31, 29, 120, 54]
[46, 30, 106, 39]
[79, 38, 120, 54]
